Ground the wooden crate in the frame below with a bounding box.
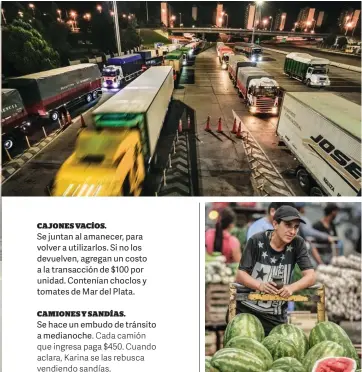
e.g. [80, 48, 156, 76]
[288, 311, 328, 337]
[206, 284, 229, 324]
[205, 330, 225, 356]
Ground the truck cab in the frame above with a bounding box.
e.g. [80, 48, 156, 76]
[51, 129, 145, 196]
[304, 65, 330, 87]
[102, 65, 124, 89]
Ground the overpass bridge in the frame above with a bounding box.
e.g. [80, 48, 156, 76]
[168, 27, 330, 39]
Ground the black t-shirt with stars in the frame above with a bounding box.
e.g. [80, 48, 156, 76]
[238, 230, 313, 325]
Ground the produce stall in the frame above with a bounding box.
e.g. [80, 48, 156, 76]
[206, 283, 361, 372]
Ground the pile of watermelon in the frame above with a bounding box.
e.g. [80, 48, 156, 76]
[205, 314, 361, 372]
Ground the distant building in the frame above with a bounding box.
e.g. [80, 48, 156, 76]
[216, 4, 223, 27]
[161, 2, 169, 27]
[274, 11, 287, 31]
[338, 8, 354, 30]
[351, 10, 361, 33]
[296, 7, 316, 29]
[245, 3, 256, 30]
[192, 5, 197, 21]
[316, 11, 325, 27]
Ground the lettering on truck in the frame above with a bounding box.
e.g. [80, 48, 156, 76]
[302, 134, 361, 194]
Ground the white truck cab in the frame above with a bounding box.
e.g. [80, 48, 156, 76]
[305, 65, 331, 87]
[102, 65, 124, 89]
[247, 77, 280, 115]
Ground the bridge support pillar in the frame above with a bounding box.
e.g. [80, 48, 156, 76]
[202, 32, 205, 41]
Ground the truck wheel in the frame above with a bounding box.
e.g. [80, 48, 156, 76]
[50, 110, 59, 122]
[306, 79, 311, 87]
[3, 137, 14, 150]
[122, 174, 133, 196]
[296, 168, 311, 193]
[92, 91, 98, 99]
[86, 93, 92, 103]
[310, 186, 324, 197]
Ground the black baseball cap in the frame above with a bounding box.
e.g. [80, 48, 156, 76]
[273, 205, 306, 224]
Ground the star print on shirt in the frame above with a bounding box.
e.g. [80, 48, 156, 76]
[281, 254, 285, 261]
[258, 241, 264, 249]
[286, 245, 293, 252]
[256, 267, 267, 280]
[261, 251, 268, 259]
[270, 256, 277, 264]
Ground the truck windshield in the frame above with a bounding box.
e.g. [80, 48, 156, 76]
[94, 113, 143, 128]
[255, 86, 277, 97]
[102, 70, 117, 77]
[312, 69, 327, 75]
[252, 49, 262, 55]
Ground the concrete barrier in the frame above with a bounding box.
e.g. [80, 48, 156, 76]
[263, 47, 361, 73]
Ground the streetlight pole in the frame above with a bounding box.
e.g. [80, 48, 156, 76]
[269, 16, 273, 31]
[146, 1, 149, 24]
[112, 0, 122, 55]
[179, 12, 182, 26]
[225, 13, 229, 28]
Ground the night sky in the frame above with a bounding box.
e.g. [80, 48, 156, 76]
[12, 1, 362, 29]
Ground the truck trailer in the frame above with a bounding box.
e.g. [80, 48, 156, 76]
[164, 50, 186, 80]
[7, 64, 101, 122]
[51, 66, 174, 197]
[236, 67, 280, 115]
[1, 89, 32, 149]
[284, 53, 331, 87]
[277, 92, 361, 196]
[228, 55, 256, 86]
[102, 54, 143, 88]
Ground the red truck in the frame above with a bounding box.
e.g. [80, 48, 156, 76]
[7, 63, 102, 123]
[1, 88, 32, 149]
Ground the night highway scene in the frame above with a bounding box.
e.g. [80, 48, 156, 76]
[1, 1, 361, 197]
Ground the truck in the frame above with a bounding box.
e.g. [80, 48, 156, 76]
[236, 67, 281, 115]
[216, 42, 225, 56]
[1, 89, 32, 150]
[277, 92, 361, 196]
[138, 50, 164, 71]
[51, 66, 174, 197]
[102, 54, 143, 88]
[7, 64, 101, 123]
[284, 53, 331, 87]
[218, 46, 234, 67]
[228, 55, 256, 85]
[164, 50, 186, 80]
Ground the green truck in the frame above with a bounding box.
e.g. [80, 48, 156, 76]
[163, 50, 187, 80]
[284, 52, 331, 87]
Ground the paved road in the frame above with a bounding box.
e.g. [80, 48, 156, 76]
[262, 43, 361, 67]
[2, 90, 116, 196]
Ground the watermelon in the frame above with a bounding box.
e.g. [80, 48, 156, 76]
[303, 341, 348, 372]
[225, 336, 273, 368]
[223, 313, 265, 346]
[309, 322, 360, 368]
[270, 324, 309, 358]
[262, 334, 299, 361]
[211, 347, 268, 372]
[206, 356, 212, 372]
[311, 357, 356, 372]
[271, 357, 306, 372]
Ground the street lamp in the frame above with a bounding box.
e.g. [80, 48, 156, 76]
[345, 22, 353, 36]
[29, 3, 35, 16]
[179, 12, 182, 26]
[83, 13, 91, 20]
[252, 0, 264, 44]
[18, 11, 23, 18]
[122, 14, 126, 18]
[96, 5, 102, 13]
[262, 18, 268, 30]
[1, 8, 6, 24]
[70, 11, 77, 31]
[110, 11, 114, 16]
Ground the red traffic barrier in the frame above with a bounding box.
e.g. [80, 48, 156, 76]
[236, 121, 242, 138]
[205, 115, 211, 131]
[80, 114, 87, 128]
[231, 118, 237, 134]
[178, 119, 183, 133]
[217, 117, 222, 133]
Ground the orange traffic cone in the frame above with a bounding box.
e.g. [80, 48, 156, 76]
[80, 114, 87, 128]
[187, 115, 191, 130]
[236, 121, 242, 138]
[217, 117, 222, 133]
[231, 118, 237, 134]
[66, 110, 72, 125]
[205, 115, 211, 131]
[178, 119, 183, 133]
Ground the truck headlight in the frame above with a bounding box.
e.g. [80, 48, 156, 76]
[250, 106, 257, 113]
[103, 82, 107, 87]
[272, 107, 278, 114]
[258, 56, 262, 61]
[113, 82, 118, 88]
[222, 63, 227, 69]
[251, 56, 256, 62]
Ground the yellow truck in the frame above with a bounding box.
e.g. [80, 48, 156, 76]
[51, 66, 174, 196]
